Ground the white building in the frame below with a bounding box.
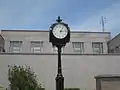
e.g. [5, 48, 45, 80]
[0, 30, 120, 90]
[1, 30, 111, 54]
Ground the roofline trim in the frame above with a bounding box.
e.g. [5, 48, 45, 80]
[0, 52, 120, 56]
[1, 29, 111, 34]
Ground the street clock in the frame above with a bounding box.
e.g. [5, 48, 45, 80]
[49, 16, 70, 47]
[49, 16, 70, 90]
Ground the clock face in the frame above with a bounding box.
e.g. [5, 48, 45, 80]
[52, 24, 68, 39]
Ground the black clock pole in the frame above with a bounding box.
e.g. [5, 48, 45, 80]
[49, 16, 70, 90]
[56, 45, 64, 90]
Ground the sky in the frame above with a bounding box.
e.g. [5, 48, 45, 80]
[0, 0, 120, 37]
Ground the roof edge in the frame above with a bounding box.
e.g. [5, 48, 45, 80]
[108, 33, 120, 43]
[95, 74, 120, 79]
[1, 29, 111, 34]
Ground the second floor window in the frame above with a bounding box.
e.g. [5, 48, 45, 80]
[10, 41, 22, 53]
[92, 42, 103, 54]
[115, 46, 120, 53]
[30, 41, 43, 53]
[72, 42, 84, 53]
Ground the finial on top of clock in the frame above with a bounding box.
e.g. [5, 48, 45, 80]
[56, 16, 62, 23]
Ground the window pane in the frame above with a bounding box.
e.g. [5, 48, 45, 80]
[115, 46, 120, 53]
[12, 47, 20, 53]
[10, 41, 22, 52]
[75, 43, 81, 48]
[72, 42, 84, 53]
[92, 42, 103, 54]
[30, 41, 43, 53]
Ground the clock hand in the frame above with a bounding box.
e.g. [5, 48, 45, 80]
[60, 30, 62, 32]
[60, 27, 64, 32]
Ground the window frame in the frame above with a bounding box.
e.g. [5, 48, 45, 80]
[30, 41, 43, 53]
[9, 41, 23, 53]
[72, 42, 84, 53]
[115, 46, 120, 53]
[92, 42, 103, 54]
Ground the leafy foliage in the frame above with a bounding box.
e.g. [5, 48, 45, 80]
[8, 65, 42, 90]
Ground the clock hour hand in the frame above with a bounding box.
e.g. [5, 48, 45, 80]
[60, 30, 62, 32]
[60, 27, 64, 32]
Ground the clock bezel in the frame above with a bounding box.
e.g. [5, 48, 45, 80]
[50, 22, 69, 40]
[49, 19, 70, 46]
[52, 23, 68, 39]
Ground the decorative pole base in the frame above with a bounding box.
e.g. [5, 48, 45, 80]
[56, 73, 64, 90]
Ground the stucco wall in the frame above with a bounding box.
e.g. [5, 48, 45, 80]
[0, 53, 120, 90]
[1, 30, 110, 54]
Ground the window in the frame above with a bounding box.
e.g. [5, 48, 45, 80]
[10, 41, 22, 53]
[92, 42, 103, 54]
[115, 46, 120, 53]
[30, 41, 43, 53]
[72, 42, 84, 53]
[108, 49, 114, 53]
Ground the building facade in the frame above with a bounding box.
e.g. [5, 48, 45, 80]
[108, 33, 120, 53]
[1, 30, 111, 54]
[0, 30, 120, 90]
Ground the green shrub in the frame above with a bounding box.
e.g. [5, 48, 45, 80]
[8, 65, 42, 90]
